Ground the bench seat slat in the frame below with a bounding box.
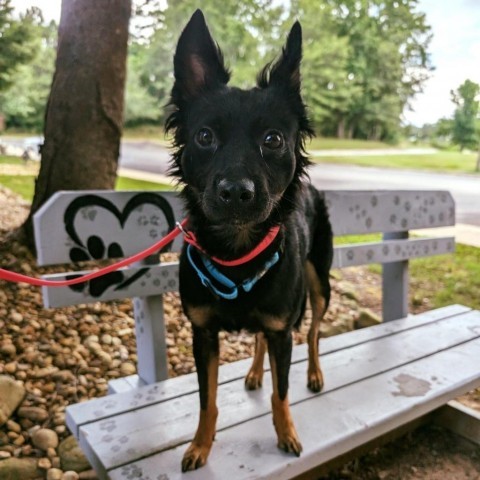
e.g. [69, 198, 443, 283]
[107, 335, 480, 480]
[66, 304, 470, 435]
[78, 309, 480, 472]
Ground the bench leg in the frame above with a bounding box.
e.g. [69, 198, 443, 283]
[382, 231, 409, 322]
[182, 327, 219, 472]
[245, 332, 267, 390]
[267, 330, 303, 456]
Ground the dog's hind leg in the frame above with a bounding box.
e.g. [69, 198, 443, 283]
[182, 326, 219, 472]
[305, 260, 329, 393]
[245, 332, 267, 390]
[266, 329, 302, 456]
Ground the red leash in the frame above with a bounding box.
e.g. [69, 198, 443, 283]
[0, 220, 281, 287]
[0, 219, 188, 287]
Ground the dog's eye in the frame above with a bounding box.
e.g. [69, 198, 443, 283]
[196, 128, 214, 147]
[263, 131, 283, 150]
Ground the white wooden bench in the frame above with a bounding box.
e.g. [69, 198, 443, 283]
[33, 190, 480, 479]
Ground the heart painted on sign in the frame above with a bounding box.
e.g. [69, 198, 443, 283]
[63, 193, 176, 297]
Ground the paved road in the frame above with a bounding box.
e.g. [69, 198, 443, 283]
[119, 141, 480, 227]
[2, 138, 478, 227]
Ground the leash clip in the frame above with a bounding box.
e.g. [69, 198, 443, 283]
[176, 221, 192, 239]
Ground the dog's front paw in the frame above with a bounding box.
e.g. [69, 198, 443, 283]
[277, 429, 303, 457]
[245, 369, 263, 390]
[181, 442, 211, 472]
[307, 368, 324, 393]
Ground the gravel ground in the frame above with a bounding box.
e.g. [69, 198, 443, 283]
[0, 185, 479, 479]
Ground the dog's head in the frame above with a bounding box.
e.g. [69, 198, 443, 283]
[166, 9, 313, 228]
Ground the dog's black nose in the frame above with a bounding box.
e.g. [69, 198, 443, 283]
[218, 179, 255, 206]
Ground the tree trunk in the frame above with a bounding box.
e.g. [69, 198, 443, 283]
[347, 123, 354, 139]
[476, 144, 480, 172]
[22, 0, 131, 249]
[337, 118, 346, 138]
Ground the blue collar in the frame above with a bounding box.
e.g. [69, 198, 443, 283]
[186, 244, 280, 300]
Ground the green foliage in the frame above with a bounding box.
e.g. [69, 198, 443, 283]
[1, 0, 433, 142]
[291, 0, 432, 141]
[0, 1, 41, 93]
[125, 0, 283, 127]
[451, 79, 480, 151]
[0, 20, 56, 130]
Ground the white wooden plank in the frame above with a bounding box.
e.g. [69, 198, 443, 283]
[108, 337, 480, 480]
[79, 310, 480, 471]
[34, 190, 455, 267]
[33, 190, 185, 266]
[41, 262, 179, 308]
[324, 190, 455, 236]
[42, 237, 454, 308]
[332, 236, 455, 269]
[65, 305, 471, 435]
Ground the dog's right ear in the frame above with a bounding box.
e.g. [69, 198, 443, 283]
[172, 9, 230, 103]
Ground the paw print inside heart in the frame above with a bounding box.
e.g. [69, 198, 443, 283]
[67, 235, 125, 297]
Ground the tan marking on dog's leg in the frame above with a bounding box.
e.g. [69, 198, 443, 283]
[181, 354, 219, 472]
[187, 305, 213, 328]
[245, 332, 267, 390]
[269, 354, 302, 456]
[306, 261, 327, 392]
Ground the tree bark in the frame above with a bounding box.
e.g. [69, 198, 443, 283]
[476, 143, 480, 172]
[337, 118, 345, 138]
[22, 0, 131, 249]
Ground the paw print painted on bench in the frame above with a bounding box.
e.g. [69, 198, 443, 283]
[67, 236, 126, 296]
[99, 419, 117, 433]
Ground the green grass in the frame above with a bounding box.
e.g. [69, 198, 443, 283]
[0, 156, 23, 165]
[410, 244, 480, 310]
[0, 174, 171, 202]
[115, 177, 171, 191]
[313, 152, 479, 173]
[0, 175, 36, 201]
[307, 137, 395, 150]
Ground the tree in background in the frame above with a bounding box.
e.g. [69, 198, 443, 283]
[22, 0, 132, 247]
[291, 0, 432, 141]
[451, 79, 479, 152]
[2, 0, 434, 143]
[0, 20, 57, 131]
[125, 0, 283, 127]
[0, 0, 41, 129]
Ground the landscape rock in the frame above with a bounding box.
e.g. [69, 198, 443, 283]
[58, 436, 91, 473]
[32, 428, 59, 451]
[62, 471, 80, 480]
[356, 308, 382, 328]
[47, 468, 64, 480]
[0, 457, 43, 480]
[17, 406, 49, 423]
[0, 376, 26, 426]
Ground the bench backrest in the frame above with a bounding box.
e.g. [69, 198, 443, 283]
[34, 189, 455, 384]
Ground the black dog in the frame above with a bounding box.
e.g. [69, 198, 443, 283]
[166, 9, 333, 472]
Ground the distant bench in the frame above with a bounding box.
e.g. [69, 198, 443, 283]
[33, 189, 480, 479]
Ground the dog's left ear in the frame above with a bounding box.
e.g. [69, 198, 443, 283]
[258, 21, 302, 92]
[172, 9, 230, 103]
